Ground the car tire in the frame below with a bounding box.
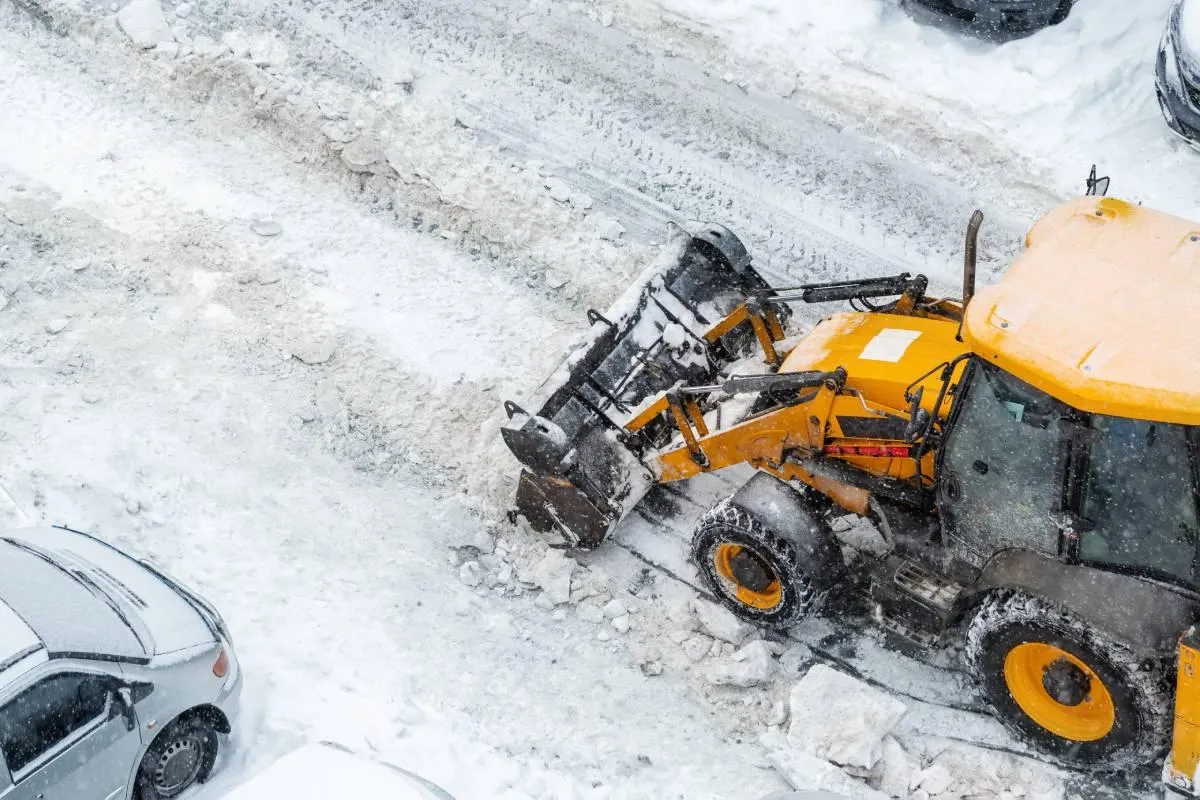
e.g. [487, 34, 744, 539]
[964, 592, 1171, 769]
[691, 497, 831, 629]
[136, 716, 219, 800]
[1048, 0, 1073, 25]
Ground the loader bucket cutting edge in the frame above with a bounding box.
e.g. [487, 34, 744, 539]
[501, 221, 783, 547]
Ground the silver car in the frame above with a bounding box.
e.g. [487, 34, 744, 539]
[0, 525, 241, 800]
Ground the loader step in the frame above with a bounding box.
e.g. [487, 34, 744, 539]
[869, 556, 965, 644]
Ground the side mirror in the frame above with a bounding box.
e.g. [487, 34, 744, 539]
[903, 386, 930, 443]
[115, 687, 136, 732]
[1085, 164, 1110, 197]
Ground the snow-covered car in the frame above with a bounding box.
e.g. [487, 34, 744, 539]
[0, 525, 240, 800]
[905, 0, 1074, 35]
[220, 742, 456, 799]
[1157, 0, 1200, 144]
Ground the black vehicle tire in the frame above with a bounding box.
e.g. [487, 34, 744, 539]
[1049, 0, 1073, 25]
[691, 497, 831, 629]
[965, 592, 1171, 769]
[136, 716, 219, 800]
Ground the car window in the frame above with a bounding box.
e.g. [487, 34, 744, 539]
[0, 673, 112, 776]
[1080, 417, 1199, 585]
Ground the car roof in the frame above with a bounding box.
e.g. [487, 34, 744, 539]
[963, 196, 1200, 425]
[0, 537, 146, 661]
[0, 599, 43, 670]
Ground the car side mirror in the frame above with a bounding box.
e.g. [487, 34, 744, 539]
[115, 687, 136, 732]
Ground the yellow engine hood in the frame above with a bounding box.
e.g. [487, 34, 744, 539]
[779, 312, 968, 416]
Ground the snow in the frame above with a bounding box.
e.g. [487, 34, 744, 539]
[704, 639, 777, 688]
[0, 0, 1173, 796]
[116, 0, 174, 49]
[218, 743, 449, 799]
[787, 665, 908, 770]
[690, 597, 756, 645]
[589, 0, 1200, 221]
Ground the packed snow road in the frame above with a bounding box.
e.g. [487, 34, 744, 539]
[0, 0, 1166, 797]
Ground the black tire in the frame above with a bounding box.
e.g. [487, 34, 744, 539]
[136, 716, 219, 800]
[691, 497, 831, 629]
[965, 592, 1171, 769]
[1049, 0, 1073, 25]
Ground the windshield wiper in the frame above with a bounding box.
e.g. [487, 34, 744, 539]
[2, 538, 150, 653]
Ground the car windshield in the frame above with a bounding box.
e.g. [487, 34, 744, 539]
[1079, 417, 1199, 585]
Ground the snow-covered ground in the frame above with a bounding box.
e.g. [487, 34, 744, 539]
[0, 0, 1187, 797]
[587, 0, 1200, 215]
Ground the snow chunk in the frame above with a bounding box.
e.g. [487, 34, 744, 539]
[873, 736, 919, 798]
[765, 741, 889, 800]
[248, 31, 288, 67]
[705, 639, 776, 687]
[915, 744, 1064, 799]
[786, 664, 906, 770]
[341, 137, 387, 173]
[117, 0, 174, 49]
[598, 218, 625, 242]
[691, 597, 753, 645]
[545, 178, 571, 203]
[611, 614, 631, 633]
[459, 560, 483, 588]
[251, 219, 283, 237]
[221, 30, 251, 59]
[45, 318, 70, 334]
[681, 633, 713, 662]
[602, 598, 627, 619]
[526, 550, 576, 605]
[290, 337, 336, 365]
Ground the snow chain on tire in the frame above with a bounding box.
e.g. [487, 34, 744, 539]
[691, 497, 828, 629]
[964, 591, 1172, 770]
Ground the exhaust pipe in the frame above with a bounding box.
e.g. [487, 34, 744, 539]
[962, 210, 984, 308]
[957, 210, 984, 343]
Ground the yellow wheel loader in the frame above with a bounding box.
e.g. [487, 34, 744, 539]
[501, 172, 1200, 780]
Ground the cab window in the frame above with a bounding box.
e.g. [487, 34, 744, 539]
[0, 673, 111, 777]
[1079, 417, 1199, 585]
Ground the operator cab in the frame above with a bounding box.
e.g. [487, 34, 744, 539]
[936, 358, 1200, 592]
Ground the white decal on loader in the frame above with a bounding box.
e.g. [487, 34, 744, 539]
[858, 328, 922, 363]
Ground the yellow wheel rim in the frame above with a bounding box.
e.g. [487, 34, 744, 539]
[1003, 642, 1116, 742]
[712, 543, 782, 611]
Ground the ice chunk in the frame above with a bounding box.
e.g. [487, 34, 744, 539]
[691, 597, 753, 645]
[705, 639, 777, 687]
[915, 744, 1065, 800]
[786, 664, 906, 770]
[527, 550, 576, 605]
[117, 0, 174, 49]
[765, 738, 889, 800]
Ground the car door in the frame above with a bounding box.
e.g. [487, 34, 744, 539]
[0, 668, 143, 800]
[936, 359, 1073, 567]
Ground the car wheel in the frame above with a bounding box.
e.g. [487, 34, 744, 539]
[691, 497, 831, 629]
[965, 592, 1171, 769]
[136, 716, 219, 799]
[1048, 0, 1073, 24]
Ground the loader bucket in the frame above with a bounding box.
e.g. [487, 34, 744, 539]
[502, 221, 781, 547]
